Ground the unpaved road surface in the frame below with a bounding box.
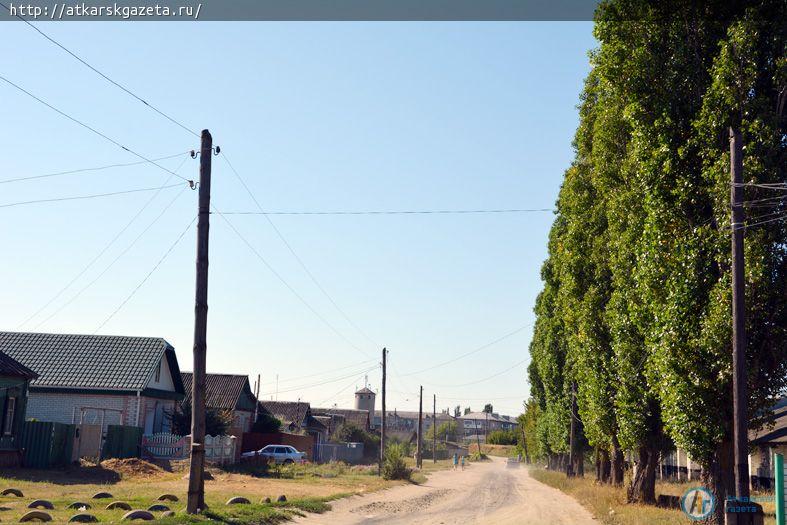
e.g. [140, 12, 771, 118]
[295, 457, 597, 525]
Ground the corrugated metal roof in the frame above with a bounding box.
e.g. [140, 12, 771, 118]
[0, 331, 175, 391]
[181, 372, 252, 411]
[0, 350, 38, 380]
[312, 407, 370, 429]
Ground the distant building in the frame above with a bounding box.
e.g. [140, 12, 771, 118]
[355, 386, 376, 412]
[311, 407, 371, 432]
[457, 411, 515, 441]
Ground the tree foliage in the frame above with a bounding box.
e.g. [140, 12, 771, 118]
[527, 1, 786, 519]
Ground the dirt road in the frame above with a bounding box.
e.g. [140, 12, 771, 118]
[296, 457, 597, 525]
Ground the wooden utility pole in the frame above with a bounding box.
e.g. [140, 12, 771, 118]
[380, 348, 387, 476]
[730, 125, 750, 500]
[568, 382, 577, 477]
[433, 394, 436, 463]
[187, 129, 212, 514]
[417, 385, 423, 469]
[252, 373, 260, 423]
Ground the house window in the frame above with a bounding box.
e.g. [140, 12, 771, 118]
[154, 359, 162, 383]
[3, 398, 16, 436]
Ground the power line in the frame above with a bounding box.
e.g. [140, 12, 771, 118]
[317, 372, 374, 406]
[262, 358, 378, 387]
[221, 152, 380, 349]
[0, 74, 194, 185]
[212, 204, 372, 359]
[94, 215, 197, 333]
[0, 151, 190, 185]
[0, 1, 199, 139]
[400, 322, 531, 377]
[17, 158, 191, 329]
[260, 364, 379, 397]
[33, 184, 190, 329]
[216, 208, 554, 216]
[0, 182, 183, 210]
[425, 358, 528, 388]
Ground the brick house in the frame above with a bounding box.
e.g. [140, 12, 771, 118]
[0, 332, 185, 434]
[0, 350, 38, 467]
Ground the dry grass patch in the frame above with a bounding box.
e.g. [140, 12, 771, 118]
[529, 468, 776, 525]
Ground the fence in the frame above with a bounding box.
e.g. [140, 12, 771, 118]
[142, 433, 188, 460]
[313, 442, 364, 464]
[102, 425, 143, 460]
[20, 421, 74, 468]
[776, 453, 785, 525]
[141, 433, 236, 464]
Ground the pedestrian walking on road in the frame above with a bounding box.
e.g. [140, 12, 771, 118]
[452, 452, 459, 470]
[460, 455, 465, 471]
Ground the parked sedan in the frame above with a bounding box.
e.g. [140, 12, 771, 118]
[241, 444, 307, 464]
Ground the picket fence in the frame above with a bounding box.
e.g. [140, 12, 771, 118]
[141, 433, 236, 464]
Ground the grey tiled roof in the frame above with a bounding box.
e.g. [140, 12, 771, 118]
[0, 350, 38, 380]
[259, 400, 310, 427]
[0, 331, 176, 391]
[181, 372, 254, 411]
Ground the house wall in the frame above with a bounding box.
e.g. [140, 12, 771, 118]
[147, 356, 175, 391]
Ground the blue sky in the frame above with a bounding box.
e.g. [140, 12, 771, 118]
[1, 22, 595, 416]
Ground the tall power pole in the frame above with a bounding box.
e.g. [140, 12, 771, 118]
[417, 385, 423, 469]
[433, 393, 436, 463]
[187, 129, 212, 514]
[380, 348, 387, 476]
[730, 125, 750, 499]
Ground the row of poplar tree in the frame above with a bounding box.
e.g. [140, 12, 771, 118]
[526, 2, 786, 524]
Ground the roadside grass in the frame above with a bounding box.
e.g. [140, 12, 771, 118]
[0, 459, 393, 524]
[529, 468, 777, 525]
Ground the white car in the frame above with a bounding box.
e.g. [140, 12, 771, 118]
[242, 444, 307, 464]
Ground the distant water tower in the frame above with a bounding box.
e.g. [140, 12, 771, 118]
[355, 376, 376, 412]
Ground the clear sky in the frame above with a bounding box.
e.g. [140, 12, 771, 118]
[1, 22, 595, 416]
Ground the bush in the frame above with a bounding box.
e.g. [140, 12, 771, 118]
[332, 423, 380, 459]
[469, 451, 489, 462]
[486, 429, 518, 445]
[382, 443, 412, 480]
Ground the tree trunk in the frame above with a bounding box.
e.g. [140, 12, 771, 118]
[597, 447, 611, 483]
[627, 444, 658, 504]
[611, 435, 625, 486]
[576, 448, 585, 477]
[700, 439, 734, 525]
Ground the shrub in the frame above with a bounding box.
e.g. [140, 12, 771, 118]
[382, 443, 411, 480]
[486, 429, 518, 445]
[469, 451, 489, 462]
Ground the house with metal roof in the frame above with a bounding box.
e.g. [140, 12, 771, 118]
[0, 332, 185, 435]
[181, 372, 257, 435]
[0, 350, 38, 467]
[258, 400, 328, 444]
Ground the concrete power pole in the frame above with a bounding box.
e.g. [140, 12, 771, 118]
[730, 125, 750, 500]
[433, 394, 436, 463]
[417, 385, 423, 469]
[380, 347, 387, 476]
[186, 129, 212, 514]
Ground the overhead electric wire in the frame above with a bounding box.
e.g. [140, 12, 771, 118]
[212, 204, 372, 359]
[17, 157, 191, 329]
[262, 358, 378, 387]
[425, 358, 529, 389]
[260, 364, 379, 397]
[0, 151, 190, 185]
[33, 184, 190, 329]
[221, 152, 380, 349]
[216, 208, 554, 216]
[0, 1, 199, 139]
[0, 182, 183, 210]
[0, 74, 194, 185]
[94, 215, 197, 333]
[399, 322, 531, 377]
[317, 372, 372, 406]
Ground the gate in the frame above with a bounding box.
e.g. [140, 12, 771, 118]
[72, 424, 102, 463]
[776, 453, 785, 525]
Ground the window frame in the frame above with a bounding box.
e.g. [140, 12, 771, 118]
[3, 397, 16, 436]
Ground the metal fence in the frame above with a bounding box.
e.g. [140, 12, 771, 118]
[313, 442, 364, 464]
[20, 421, 74, 468]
